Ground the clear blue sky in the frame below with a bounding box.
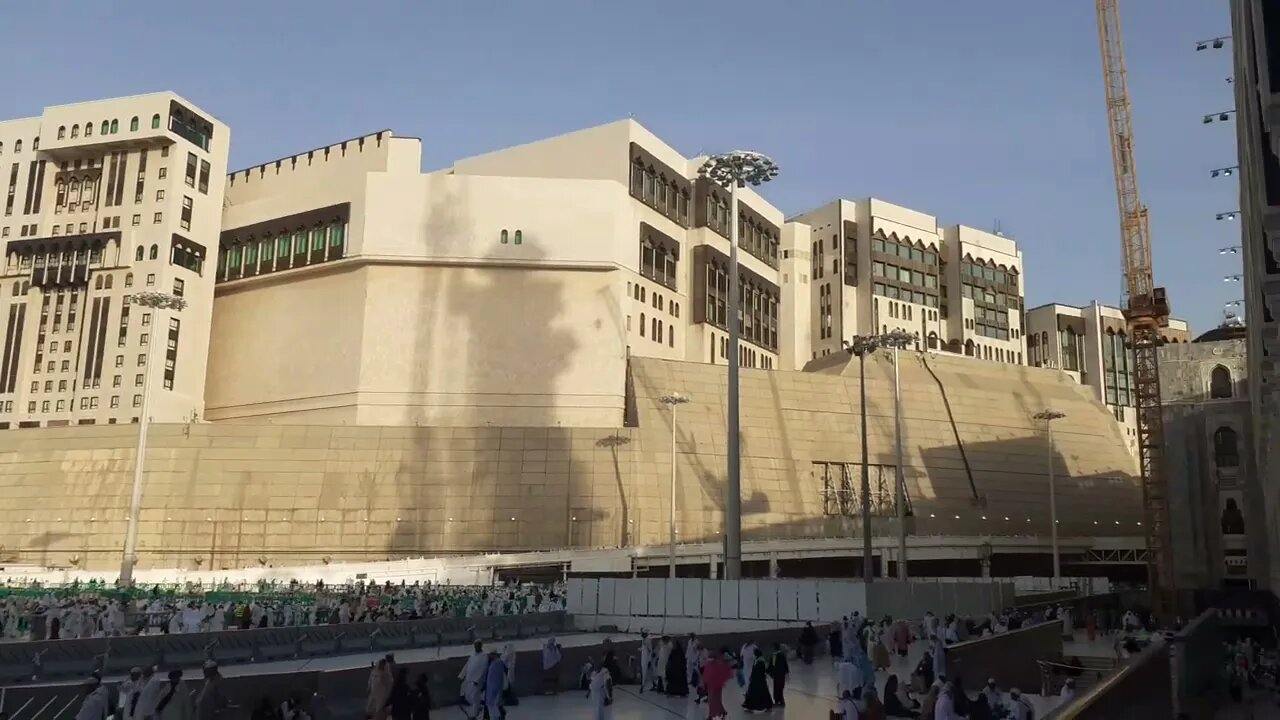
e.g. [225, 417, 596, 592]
[2, 1, 1239, 334]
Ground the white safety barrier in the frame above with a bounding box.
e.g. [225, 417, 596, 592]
[567, 577, 1015, 634]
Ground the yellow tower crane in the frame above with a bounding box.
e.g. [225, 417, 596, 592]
[1095, 0, 1174, 619]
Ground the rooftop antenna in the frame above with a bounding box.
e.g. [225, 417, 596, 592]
[992, 219, 1005, 237]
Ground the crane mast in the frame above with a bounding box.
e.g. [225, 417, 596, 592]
[1095, 0, 1173, 618]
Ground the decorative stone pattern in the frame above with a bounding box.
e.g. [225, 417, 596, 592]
[1159, 338, 1267, 589]
[0, 353, 1140, 571]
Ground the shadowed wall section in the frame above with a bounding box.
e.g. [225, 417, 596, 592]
[0, 353, 1139, 571]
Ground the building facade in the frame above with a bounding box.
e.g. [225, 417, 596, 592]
[0, 94, 230, 428]
[792, 199, 1026, 364]
[1230, 0, 1280, 591]
[1025, 301, 1190, 454]
[206, 121, 809, 427]
[1160, 326, 1268, 589]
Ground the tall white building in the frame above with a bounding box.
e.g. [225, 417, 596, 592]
[792, 199, 1026, 364]
[0, 93, 230, 428]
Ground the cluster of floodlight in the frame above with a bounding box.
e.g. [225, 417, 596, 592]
[698, 151, 780, 189]
[844, 330, 917, 356]
[129, 291, 188, 310]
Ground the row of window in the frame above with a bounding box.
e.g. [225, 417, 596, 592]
[871, 236, 939, 266]
[872, 260, 939, 290]
[216, 222, 347, 283]
[817, 283, 834, 340]
[707, 330, 775, 369]
[628, 281, 681, 318]
[703, 197, 780, 268]
[964, 341, 1021, 364]
[961, 283, 1019, 310]
[640, 237, 678, 290]
[960, 259, 1017, 287]
[55, 114, 162, 142]
[8, 394, 142, 414]
[702, 262, 780, 352]
[1101, 329, 1134, 407]
[630, 161, 690, 226]
[32, 369, 149, 394]
[872, 282, 939, 308]
[634, 311, 675, 348]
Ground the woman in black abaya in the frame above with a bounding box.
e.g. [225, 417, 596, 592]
[741, 648, 773, 712]
[664, 640, 689, 697]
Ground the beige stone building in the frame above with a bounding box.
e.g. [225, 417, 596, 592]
[206, 121, 810, 427]
[792, 199, 1026, 364]
[0, 95, 1153, 575]
[1025, 301, 1190, 454]
[0, 353, 1141, 572]
[0, 93, 230, 428]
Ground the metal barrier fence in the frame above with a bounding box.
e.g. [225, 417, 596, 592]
[1045, 609, 1224, 719]
[0, 612, 567, 685]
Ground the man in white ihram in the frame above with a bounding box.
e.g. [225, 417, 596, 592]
[458, 641, 489, 720]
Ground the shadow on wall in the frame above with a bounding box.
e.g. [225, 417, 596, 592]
[916, 433, 1142, 538]
[386, 181, 600, 557]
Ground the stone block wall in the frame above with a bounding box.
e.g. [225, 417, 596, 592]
[0, 353, 1141, 571]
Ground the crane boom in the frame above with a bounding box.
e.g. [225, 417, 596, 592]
[1095, 0, 1174, 619]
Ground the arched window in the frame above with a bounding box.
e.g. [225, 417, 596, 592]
[10, 282, 18, 296]
[94, 276, 103, 290]
[135, 247, 144, 262]
[964, 339, 975, 357]
[104, 275, 113, 290]
[100, 121, 110, 136]
[109, 119, 119, 134]
[32, 137, 38, 151]
[151, 114, 161, 129]
[639, 312, 646, 338]
[70, 125, 79, 139]
[124, 273, 133, 287]
[130, 116, 139, 132]
[1210, 365, 1233, 399]
[57, 126, 66, 140]
[13, 140, 21, 153]
[927, 332, 939, 350]
[0, 141, 4, 154]
[82, 177, 95, 199]
[84, 123, 92, 137]
[1214, 426, 1240, 468]
[149, 244, 158, 260]
[55, 180, 66, 207]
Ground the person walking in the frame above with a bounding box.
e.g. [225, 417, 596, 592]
[701, 649, 733, 720]
[588, 667, 612, 720]
[410, 674, 431, 720]
[742, 648, 773, 713]
[767, 642, 789, 707]
[484, 651, 507, 720]
[366, 658, 393, 720]
[387, 669, 412, 720]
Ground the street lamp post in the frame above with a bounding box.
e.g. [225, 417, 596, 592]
[1033, 409, 1067, 585]
[698, 151, 778, 581]
[878, 330, 915, 580]
[846, 335, 881, 582]
[660, 393, 691, 578]
[119, 291, 188, 586]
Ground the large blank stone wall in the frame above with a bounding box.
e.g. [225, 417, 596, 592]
[0, 353, 1139, 571]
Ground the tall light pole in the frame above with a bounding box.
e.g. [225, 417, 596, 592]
[660, 393, 691, 578]
[846, 335, 881, 582]
[1033, 409, 1067, 584]
[119, 291, 188, 586]
[878, 330, 915, 580]
[698, 150, 778, 581]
